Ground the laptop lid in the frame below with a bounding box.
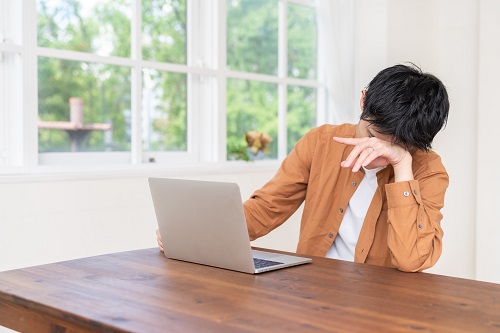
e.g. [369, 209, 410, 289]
[148, 178, 311, 274]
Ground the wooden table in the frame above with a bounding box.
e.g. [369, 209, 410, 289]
[0, 248, 499, 332]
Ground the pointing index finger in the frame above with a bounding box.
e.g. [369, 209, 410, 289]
[333, 136, 364, 145]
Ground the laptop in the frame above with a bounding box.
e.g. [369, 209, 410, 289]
[148, 177, 312, 274]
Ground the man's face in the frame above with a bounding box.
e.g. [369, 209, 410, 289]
[355, 119, 394, 143]
[355, 119, 391, 141]
[356, 90, 393, 142]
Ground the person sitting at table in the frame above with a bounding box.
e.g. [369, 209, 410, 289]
[157, 63, 450, 273]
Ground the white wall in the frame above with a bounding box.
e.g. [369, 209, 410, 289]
[352, 0, 500, 283]
[476, 0, 500, 283]
[1, 0, 499, 286]
[0, 166, 303, 272]
[388, 0, 500, 283]
[353, 0, 388, 98]
[429, 0, 480, 280]
[384, 0, 480, 280]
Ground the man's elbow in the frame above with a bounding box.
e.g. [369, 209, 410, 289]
[392, 252, 439, 273]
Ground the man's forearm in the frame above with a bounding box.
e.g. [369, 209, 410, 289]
[392, 152, 414, 182]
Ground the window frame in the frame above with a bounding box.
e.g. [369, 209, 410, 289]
[0, 0, 324, 175]
[0, 0, 34, 173]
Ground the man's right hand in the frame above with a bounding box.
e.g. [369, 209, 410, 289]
[156, 229, 164, 252]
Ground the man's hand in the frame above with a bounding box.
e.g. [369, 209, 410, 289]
[333, 136, 414, 182]
[156, 228, 164, 252]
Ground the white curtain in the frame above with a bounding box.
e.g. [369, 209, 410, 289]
[316, 0, 358, 125]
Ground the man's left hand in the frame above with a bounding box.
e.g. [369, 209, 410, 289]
[333, 136, 411, 174]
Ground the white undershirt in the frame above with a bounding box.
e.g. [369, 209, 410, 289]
[326, 166, 384, 261]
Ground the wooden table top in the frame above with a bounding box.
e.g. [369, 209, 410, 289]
[0, 248, 499, 332]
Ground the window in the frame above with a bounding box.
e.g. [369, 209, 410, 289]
[287, 2, 317, 153]
[226, 0, 319, 160]
[0, 0, 322, 172]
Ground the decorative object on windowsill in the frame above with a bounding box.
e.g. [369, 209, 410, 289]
[227, 130, 273, 161]
[245, 131, 272, 160]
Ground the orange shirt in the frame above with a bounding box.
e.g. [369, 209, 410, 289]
[243, 124, 449, 272]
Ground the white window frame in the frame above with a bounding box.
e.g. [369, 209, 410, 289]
[0, 0, 324, 175]
[0, 0, 28, 173]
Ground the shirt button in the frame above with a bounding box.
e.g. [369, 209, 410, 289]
[418, 224, 423, 229]
[413, 189, 418, 195]
[339, 208, 344, 213]
[352, 182, 357, 186]
[328, 233, 333, 238]
[404, 191, 409, 197]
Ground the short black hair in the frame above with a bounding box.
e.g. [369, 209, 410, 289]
[361, 63, 449, 151]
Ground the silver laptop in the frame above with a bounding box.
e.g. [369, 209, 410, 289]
[148, 178, 312, 274]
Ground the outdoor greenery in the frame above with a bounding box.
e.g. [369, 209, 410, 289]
[226, 0, 317, 159]
[36, 0, 317, 158]
[37, 0, 133, 152]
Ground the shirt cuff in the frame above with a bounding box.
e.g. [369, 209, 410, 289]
[385, 180, 422, 209]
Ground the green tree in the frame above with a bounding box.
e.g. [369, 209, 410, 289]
[226, 0, 317, 160]
[37, 0, 187, 152]
[227, 0, 278, 75]
[288, 4, 317, 79]
[142, 0, 187, 151]
[227, 79, 278, 160]
[37, 0, 131, 152]
[36, 0, 317, 157]
[142, 0, 186, 64]
[287, 86, 316, 153]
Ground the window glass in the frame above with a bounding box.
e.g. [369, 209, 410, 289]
[226, 0, 278, 75]
[142, 0, 187, 64]
[1, 1, 322, 168]
[37, 0, 131, 58]
[142, 69, 187, 151]
[287, 85, 316, 153]
[227, 79, 278, 160]
[38, 57, 131, 152]
[287, 3, 317, 80]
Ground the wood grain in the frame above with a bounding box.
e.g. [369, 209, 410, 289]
[0, 248, 499, 332]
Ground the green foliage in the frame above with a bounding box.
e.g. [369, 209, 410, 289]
[36, 0, 317, 157]
[287, 86, 316, 153]
[141, 0, 187, 151]
[227, 79, 278, 160]
[227, 136, 250, 161]
[37, 57, 131, 152]
[227, 0, 278, 75]
[288, 4, 317, 79]
[142, 0, 186, 64]
[226, 0, 317, 159]
[37, 0, 185, 152]
[145, 70, 187, 151]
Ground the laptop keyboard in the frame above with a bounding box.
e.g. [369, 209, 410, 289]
[253, 258, 284, 269]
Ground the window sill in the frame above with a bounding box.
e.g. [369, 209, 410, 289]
[0, 160, 281, 184]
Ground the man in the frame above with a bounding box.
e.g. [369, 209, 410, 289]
[158, 64, 450, 272]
